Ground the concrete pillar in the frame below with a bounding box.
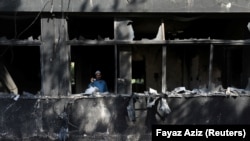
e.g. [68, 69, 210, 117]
[114, 19, 133, 94]
[40, 14, 71, 96]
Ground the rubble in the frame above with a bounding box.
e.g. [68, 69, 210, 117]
[166, 85, 250, 97]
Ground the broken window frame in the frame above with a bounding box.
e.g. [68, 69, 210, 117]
[1, 13, 250, 97]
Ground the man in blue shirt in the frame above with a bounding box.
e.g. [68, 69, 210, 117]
[88, 70, 108, 93]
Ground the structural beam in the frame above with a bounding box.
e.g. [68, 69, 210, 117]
[67, 39, 250, 46]
[1, 0, 250, 13]
[2, 39, 250, 46]
[0, 40, 41, 46]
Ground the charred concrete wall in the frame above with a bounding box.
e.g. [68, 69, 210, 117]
[1, 95, 250, 140]
[1, 0, 250, 13]
[1, 1, 250, 141]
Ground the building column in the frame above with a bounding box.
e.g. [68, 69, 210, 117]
[114, 18, 133, 94]
[161, 19, 167, 93]
[40, 14, 71, 96]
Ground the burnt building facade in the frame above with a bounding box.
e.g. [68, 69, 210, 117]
[1, 0, 250, 140]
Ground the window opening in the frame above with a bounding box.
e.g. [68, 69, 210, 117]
[68, 16, 114, 40]
[0, 46, 41, 95]
[0, 13, 41, 95]
[70, 46, 115, 94]
[132, 60, 146, 93]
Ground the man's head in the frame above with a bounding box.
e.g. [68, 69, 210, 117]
[95, 70, 102, 79]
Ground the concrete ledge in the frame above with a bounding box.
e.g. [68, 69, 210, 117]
[0, 94, 250, 140]
[1, 0, 250, 13]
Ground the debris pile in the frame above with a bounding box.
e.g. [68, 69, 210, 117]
[166, 85, 250, 97]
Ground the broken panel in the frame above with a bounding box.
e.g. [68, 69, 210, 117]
[129, 17, 162, 40]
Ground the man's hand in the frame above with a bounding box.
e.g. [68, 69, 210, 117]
[90, 77, 96, 82]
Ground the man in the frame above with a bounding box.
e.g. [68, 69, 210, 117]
[88, 70, 108, 93]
